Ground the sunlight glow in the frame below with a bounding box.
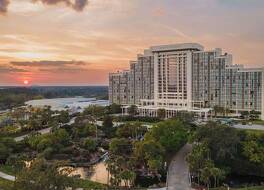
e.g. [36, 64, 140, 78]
[23, 80, 29, 85]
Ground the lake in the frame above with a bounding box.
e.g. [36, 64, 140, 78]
[25, 97, 109, 113]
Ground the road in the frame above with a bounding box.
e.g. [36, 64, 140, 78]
[0, 171, 15, 181]
[14, 117, 76, 142]
[232, 124, 264, 131]
[167, 144, 193, 190]
[14, 127, 52, 142]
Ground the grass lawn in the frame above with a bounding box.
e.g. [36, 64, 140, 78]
[0, 178, 14, 190]
[0, 165, 15, 176]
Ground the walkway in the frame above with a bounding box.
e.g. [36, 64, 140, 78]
[167, 144, 193, 190]
[0, 171, 15, 181]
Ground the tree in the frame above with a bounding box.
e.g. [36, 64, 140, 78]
[14, 159, 76, 190]
[157, 109, 166, 120]
[0, 143, 10, 164]
[211, 167, 225, 188]
[134, 140, 165, 173]
[107, 138, 135, 188]
[107, 103, 122, 114]
[119, 170, 136, 188]
[0, 137, 16, 164]
[37, 138, 53, 152]
[103, 115, 113, 129]
[194, 122, 240, 162]
[11, 107, 26, 122]
[242, 132, 264, 164]
[102, 115, 115, 138]
[83, 138, 97, 152]
[116, 122, 147, 140]
[200, 162, 213, 189]
[175, 111, 195, 123]
[57, 110, 70, 124]
[213, 106, 222, 117]
[145, 119, 188, 153]
[53, 129, 70, 145]
[74, 123, 96, 138]
[128, 105, 137, 117]
[224, 108, 231, 117]
[187, 143, 210, 186]
[83, 105, 105, 120]
[109, 138, 132, 155]
[241, 111, 250, 119]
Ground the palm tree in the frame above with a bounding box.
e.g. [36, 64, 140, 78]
[157, 108, 166, 120]
[211, 167, 219, 188]
[224, 108, 230, 117]
[128, 105, 137, 117]
[200, 167, 212, 189]
[213, 106, 221, 117]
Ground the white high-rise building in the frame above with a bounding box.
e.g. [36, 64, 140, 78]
[109, 43, 264, 120]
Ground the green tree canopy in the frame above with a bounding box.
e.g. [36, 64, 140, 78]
[109, 138, 132, 156]
[145, 119, 189, 153]
[14, 159, 76, 190]
[116, 122, 147, 139]
[83, 105, 105, 119]
[83, 138, 97, 152]
[134, 140, 165, 172]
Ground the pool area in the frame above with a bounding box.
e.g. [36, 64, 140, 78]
[25, 97, 109, 113]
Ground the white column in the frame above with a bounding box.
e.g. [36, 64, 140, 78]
[154, 53, 159, 106]
[187, 52, 193, 110]
[205, 111, 208, 121]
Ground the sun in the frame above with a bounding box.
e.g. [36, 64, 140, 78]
[23, 80, 29, 85]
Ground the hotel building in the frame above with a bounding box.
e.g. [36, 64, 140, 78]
[109, 43, 264, 120]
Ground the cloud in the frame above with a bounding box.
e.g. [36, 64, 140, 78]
[9, 60, 89, 74]
[10, 60, 86, 67]
[0, 0, 88, 14]
[0, 0, 9, 14]
[39, 67, 87, 73]
[32, 0, 89, 11]
[0, 64, 27, 73]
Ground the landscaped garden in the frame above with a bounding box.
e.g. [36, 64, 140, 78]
[0, 103, 264, 189]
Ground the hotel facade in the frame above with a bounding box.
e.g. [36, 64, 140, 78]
[109, 43, 264, 120]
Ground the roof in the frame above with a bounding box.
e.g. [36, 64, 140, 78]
[150, 43, 204, 52]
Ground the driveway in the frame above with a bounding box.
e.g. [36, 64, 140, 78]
[232, 124, 264, 131]
[167, 144, 193, 190]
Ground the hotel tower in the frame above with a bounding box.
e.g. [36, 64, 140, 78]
[109, 43, 264, 120]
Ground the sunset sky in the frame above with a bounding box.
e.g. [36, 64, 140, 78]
[0, 0, 263, 86]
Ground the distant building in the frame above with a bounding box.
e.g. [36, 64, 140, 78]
[109, 43, 264, 120]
